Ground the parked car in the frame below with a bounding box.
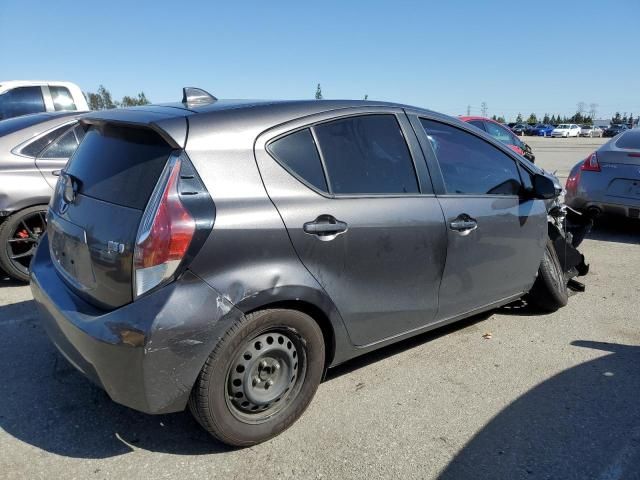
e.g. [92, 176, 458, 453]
[531, 124, 555, 137]
[31, 91, 588, 447]
[551, 124, 581, 138]
[580, 125, 603, 137]
[0, 112, 85, 281]
[460, 116, 535, 162]
[0, 81, 88, 121]
[603, 124, 629, 137]
[566, 128, 640, 219]
[511, 123, 534, 136]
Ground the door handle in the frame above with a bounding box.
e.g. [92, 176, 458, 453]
[52, 170, 61, 176]
[450, 214, 478, 235]
[303, 215, 348, 239]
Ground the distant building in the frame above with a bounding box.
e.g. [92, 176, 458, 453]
[593, 119, 610, 128]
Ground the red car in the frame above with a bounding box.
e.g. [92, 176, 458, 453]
[460, 116, 536, 163]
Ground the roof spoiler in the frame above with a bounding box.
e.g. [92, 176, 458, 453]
[182, 87, 217, 107]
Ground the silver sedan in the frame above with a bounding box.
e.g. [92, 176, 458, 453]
[565, 129, 640, 218]
[579, 125, 603, 137]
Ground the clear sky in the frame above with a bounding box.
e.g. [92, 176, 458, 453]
[1, 0, 638, 121]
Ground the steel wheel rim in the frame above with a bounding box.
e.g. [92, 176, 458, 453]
[5, 211, 46, 276]
[225, 328, 306, 424]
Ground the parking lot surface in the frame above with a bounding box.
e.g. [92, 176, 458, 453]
[1, 137, 639, 480]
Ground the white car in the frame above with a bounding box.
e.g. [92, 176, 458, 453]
[0, 80, 88, 121]
[551, 123, 581, 138]
[579, 125, 603, 137]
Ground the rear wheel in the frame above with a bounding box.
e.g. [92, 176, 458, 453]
[189, 308, 325, 446]
[527, 238, 568, 312]
[0, 206, 48, 282]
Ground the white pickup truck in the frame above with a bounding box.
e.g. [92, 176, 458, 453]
[0, 81, 89, 120]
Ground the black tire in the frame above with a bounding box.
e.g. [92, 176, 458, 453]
[527, 238, 568, 312]
[0, 206, 48, 283]
[189, 308, 325, 446]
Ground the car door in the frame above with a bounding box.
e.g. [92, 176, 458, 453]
[35, 123, 84, 188]
[255, 109, 447, 346]
[409, 114, 547, 320]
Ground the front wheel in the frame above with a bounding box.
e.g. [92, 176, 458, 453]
[189, 308, 325, 446]
[527, 238, 568, 312]
[0, 206, 48, 282]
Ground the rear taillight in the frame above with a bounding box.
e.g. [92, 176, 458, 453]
[628, 152, 640, 158]
[580, 152, 601, 172]
[565, 169, 581, 196]
[134, 154, 195, 297]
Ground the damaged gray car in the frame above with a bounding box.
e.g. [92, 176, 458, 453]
[30, 89, 590, 446]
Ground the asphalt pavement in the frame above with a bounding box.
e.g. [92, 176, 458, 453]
[1, 136, 639, 480]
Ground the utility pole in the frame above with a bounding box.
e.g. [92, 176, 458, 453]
[481, 102, 488, 118]
[466, 104, 471, 116]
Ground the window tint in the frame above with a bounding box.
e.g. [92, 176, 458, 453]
[420, 118, 522, 195]
[0, 87, 45, 120]
[313, 115, 419, 194]
[65, 125, 173, 209]
[615, 130, 640, 149]
[49, 86, 77, 111]
[268, 128, 328, 192]
[40, 125, 81, 159]
[19, 123, 75, 157]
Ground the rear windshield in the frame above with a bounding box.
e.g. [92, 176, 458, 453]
[0, 113, 52, 137]
[65, 125, 173, 209]
[615, 130, 640, 150]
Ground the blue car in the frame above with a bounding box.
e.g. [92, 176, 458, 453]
[532, 124, 555, 137]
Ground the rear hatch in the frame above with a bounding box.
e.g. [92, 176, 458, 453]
[47, 109, 192, 310]
[599, 149, 640, 203]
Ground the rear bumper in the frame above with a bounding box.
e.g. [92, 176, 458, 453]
[31, 233, 244, 414]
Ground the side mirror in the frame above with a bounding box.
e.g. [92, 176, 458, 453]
[531, 174, 559, 199]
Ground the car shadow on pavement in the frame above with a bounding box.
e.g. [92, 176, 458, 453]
[587, 216, 640, 245]
[0, 300, 234, 458]
[439, 340, 640, 480]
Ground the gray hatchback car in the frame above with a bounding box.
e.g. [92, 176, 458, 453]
[31, 89, 588, 446]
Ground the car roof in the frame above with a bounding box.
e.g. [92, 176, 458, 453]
[82, 98, 446, 130]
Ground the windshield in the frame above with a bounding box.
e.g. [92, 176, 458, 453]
[557, 124, 570, 129]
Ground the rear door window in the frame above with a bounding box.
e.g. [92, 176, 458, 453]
[484, 121, 515, 144]
[39, 125, 82, 159]
[65, 125, 174, 209]
[268, 128, 328, 192]
[49, 86, 77, 111]
[420, 118, 522, 195]
[0, 86, 46, 120]
[19, 123, 76, 157]
[313, 114, 419, 195]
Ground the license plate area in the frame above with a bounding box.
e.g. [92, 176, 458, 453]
[48, 214, 97, 290]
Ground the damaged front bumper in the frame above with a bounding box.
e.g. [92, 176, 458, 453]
[548, 203, 592, 289]
[31, 233, 245, 414]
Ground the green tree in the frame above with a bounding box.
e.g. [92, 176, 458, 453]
[526, 113, 537, 124]
[543, 114, 550, 124]
[121, 92, 150, 107]
[363, 94, 368, 100]
[516, 113, 523, 123]
[97, 85, 117, 109]
[612, 112, 622, 124]
[85, 91, 104, 110]
[315, 83, 323, 100]
[495, 115, 505, 123]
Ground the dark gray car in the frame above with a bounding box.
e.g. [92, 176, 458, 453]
[565, 129, 640, 219]
[0, 112, 85, 281]
[30, 90, 588, 446]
